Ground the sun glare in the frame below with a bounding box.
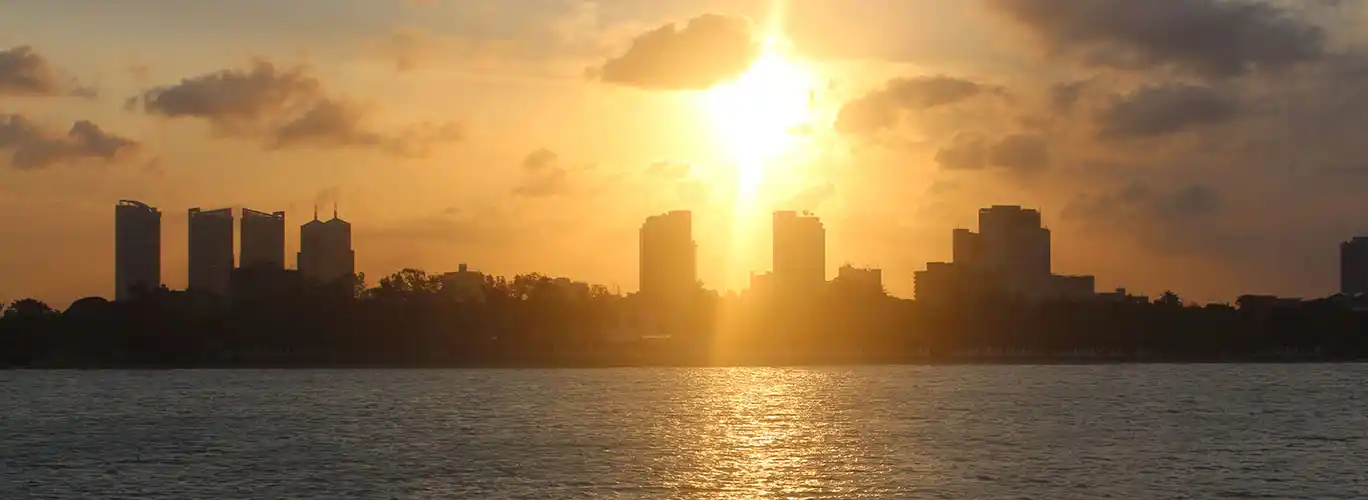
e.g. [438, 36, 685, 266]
[704, 36, 819, 197]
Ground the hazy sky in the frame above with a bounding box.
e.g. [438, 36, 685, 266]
[5, 0, 1368, 306]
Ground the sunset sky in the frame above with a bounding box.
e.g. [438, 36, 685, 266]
[5, 0, 1368, 306]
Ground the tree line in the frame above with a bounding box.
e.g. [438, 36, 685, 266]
[3, 269, 1368, 368]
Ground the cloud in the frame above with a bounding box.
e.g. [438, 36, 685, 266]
[271, 99, 462, 157]
[0, 45, 95, 98]
[1096, 84, 1241, 139]
[513, 148, 570, 197]
[986, 0, 1325, 77]
[0, 114, 139, 170]
[934, 132, 1049, 172]
[590, 13, 760, 90]
[1064, 182, 1224, 226]
[836, 76, 1003, 136]
[131, 60, 461, 156]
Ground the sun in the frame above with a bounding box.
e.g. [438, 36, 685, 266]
[703, 35, 819, 196]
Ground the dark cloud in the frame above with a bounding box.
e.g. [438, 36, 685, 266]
[1097, 84, 1241, 139]
[1049, 80, 1087, 113]
[0, 45, 95, 98]
[935, 132, 1049, 172]
[987, 0, 1325, 77]
[270, 99, 462, 157]
[591, 13, 760, 90]
[836, 76, 1002, 136]
[131, 60, 460, 156]
[132, 60, 322, 135]
[1063, 181, 1224, 226]
[514, 148, 569, 197]
[0, 114, 139, 170]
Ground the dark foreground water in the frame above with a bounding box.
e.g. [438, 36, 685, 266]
[3, 366, 1367, 499]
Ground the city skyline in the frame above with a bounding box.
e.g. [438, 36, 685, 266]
[93, 199, 1368, 308]
[8, 1, 1368, 305]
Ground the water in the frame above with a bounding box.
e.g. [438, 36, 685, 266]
[2, 365, 1367, 499]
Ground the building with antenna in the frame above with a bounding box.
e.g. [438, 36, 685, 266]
[114, 200, 161, 300]
[298, 204, 355, 286]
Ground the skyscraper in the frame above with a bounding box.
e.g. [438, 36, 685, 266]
[1340, 237, 1368, 295]
[639, 211, 696, 304]
[240, 209, 286, 270]
[114, 200, 161, 300]
[188, 207, 234, 296]
[773, 211, 826, 291]
[298, 206, 355, 286]
[977, 205, 1051, 281]
[916, 205, 1091, 305]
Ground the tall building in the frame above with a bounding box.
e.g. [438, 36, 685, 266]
[773, 211, 826, 291]
[916, 206, 1091, 305]
[298, 206, 355, 286]
[1341, 237, 1368, 295]
[114, 200, 161, 300]
[240, 209, 286, 270]
[639, 211, 697, 304]
[188, 207, 235, 296]
[977, 205, 1051, 283]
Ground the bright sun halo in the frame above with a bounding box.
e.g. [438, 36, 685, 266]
[704, 36, 819, 195]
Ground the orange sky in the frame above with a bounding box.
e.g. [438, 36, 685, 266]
[4, 0, 1368, 306]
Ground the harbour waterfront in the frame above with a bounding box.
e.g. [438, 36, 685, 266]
[3, 365, 1366, 499]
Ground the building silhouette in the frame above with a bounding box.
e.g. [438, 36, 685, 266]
[439, 263, 487, 303]
[114, 200, 161, 300]
[240, 209, 286, 270]
[773, 211, 826, 293]
[638, 211, 696, 304]
[298, 206, 355, 286]
[188, 207, 235, 296]
[916, 205, 1093, 305]
[1340, 237, 1368, 295]
[833, 264, 884, 295]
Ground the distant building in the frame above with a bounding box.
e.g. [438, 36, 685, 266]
[833, 264, 884, 296]
[240, 209, 286, 270]
[114, 200, 161, 300]
[231, 267, 303, 302]
[551, 277, 592, 301]
[188, 207, 235, 296]
[1236, 294, 1304, 311]
[916, 205, 1093, 304]
[773, 211, 826, 293]
[639, 211, 696, 304]
[1098, 287, 1149, 305]
[1340, 237, 1368, 295]
[439, 263, 486, 303]
[298, 206, 355, 286]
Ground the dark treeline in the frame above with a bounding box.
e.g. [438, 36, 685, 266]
[4, 269, 1368, 368]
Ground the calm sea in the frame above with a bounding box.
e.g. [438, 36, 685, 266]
[2, 366, 1366, 499]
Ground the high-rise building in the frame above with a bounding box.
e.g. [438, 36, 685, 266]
[1340, 237, 1368, 295]
[298, 206, 355, 286]
[977, 205, 1051, 281]
[639, 211, 696, 303]
[917, 206, 1091, 304]
[240, 209, 286, 270]
[773, 211, 826, 291]
[114, 200, 161, 300]
[188, 207, 235, 296]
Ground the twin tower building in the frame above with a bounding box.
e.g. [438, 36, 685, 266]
[113, 200, 355, 300]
